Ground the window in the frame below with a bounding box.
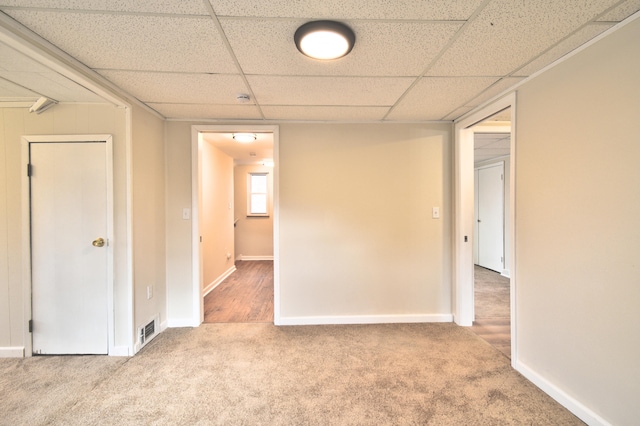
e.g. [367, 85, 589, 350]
[248, 172, 269, 216]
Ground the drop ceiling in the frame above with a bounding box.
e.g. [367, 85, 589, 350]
[0, 0, 639, 122]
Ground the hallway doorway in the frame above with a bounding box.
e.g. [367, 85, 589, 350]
[204, 260, 273, 323]
[192, 125, 279, 325]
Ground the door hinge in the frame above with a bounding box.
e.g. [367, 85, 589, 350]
[27, 164, 32, 177]
[28, 319, 33, 333]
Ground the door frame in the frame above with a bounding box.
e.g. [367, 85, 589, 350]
[454, 92, 517, 364]
[21, 134, 115, 357]
[190, 125, 280, 326]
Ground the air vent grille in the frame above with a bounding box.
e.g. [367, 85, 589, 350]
[138, 315, 159, 349]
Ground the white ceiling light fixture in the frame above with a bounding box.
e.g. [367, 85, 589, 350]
[294, 20, 355, 60]
[233, 133, 257, 143]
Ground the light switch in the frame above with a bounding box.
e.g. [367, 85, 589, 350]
[182, 208, 191, 220]
[432, 207, 440, 219]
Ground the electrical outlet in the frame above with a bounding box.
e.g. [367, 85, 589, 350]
[147, 286, 153, 299]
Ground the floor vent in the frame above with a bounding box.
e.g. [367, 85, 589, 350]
[138, 315, 159, 349]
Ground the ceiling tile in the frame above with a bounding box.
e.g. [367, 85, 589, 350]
[148, 103, 262, 120]
[262, 106, 389, 121]
[464, 77, 524, 107]
[426, 0, 620, 77]
[513, 23, 614, 76]
[5, 10, 236, 73]
[247, 75, 414, 106]
[98, 71, 249, 104]
[597, 0, 640, 21]
[209, 0, 485, 20]
[386, 77, 499, 121]
[0, 0, 207, 14]
[222, 18, 462, 77]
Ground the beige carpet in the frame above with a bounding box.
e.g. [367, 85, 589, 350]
[0, 323, 582, 425]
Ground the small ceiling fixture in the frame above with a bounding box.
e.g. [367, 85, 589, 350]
[294, 20, 355, 60]
[233, 133, 257, 143]
[236, 93, 251, 103]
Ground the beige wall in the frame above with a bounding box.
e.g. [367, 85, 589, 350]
[515, 18, 640, 424]
[279, 123, 452, 320]
[165, 121, 453, 324]
[0, 103, 129, 352]
[131, 105, 166, 338]
[200, 140, 235, 288]
[165, 121, 194, 323]
[234, 164, 274, 259]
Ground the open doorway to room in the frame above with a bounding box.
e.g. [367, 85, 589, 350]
[469, 110, 512, 358]
[454, 93, 515, 364]
[192, 125, 278, 325]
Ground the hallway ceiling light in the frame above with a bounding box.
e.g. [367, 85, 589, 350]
[233, 133, 257, 143]
[294, 20, 355, 60]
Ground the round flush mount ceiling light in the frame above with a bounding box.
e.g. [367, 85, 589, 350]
[294, 20, 355, 60]
[233, 133, 257, 143]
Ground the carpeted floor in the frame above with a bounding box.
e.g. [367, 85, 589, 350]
[0, 323, 583, 425]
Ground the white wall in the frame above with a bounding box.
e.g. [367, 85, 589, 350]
[514, 17, 640, 425]
[0, 103, 129, 354]
[200, 140, 235, 289]
[131, 104, 166, 342]
[234, 164, 274, 259]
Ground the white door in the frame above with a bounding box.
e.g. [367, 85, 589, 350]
[30, 142, 108, 355]
[476, 163, 504, 273]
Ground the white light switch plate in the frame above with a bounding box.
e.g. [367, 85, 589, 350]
[432, 207, 440, 219]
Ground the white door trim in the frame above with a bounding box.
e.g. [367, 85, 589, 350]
[190, 125, 280, 326]
[21, 134, 115, 356]
[454, 92, 517, 365]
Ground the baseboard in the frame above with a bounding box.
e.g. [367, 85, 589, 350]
[515, 360, 611, 426]
[277, 313, 453, 326]
[167, 318, 200, 328]
[0, 346, 25, 358]
[236, 255, 274, 261]
[501, 269, 511, 278]
[203, 265, 237, 296]
[108, 345, 131, 357]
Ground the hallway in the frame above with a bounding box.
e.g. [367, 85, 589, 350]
[203, 260, 274, 323]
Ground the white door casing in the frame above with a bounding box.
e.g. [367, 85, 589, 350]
[23, 135, 114, 356]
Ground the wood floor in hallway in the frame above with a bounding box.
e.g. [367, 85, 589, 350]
[204, 260, 274, 323]
[470, 265, 511, 358]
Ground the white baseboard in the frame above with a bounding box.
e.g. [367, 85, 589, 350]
[277, 313, 453, 326]
[501, 269, 511, 278]
[203, 265, 237, 296]
[0, 346, 25, 358]
[236, 255, 274, 261]
[167, 318, 200, 328]
[108, 345, 131, 357]
[515, 360, 611, 426]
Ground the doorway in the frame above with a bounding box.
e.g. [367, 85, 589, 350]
[22, 135, 114, 355]
[191, 125, 279, 325]
[454, 93, 516, 363]
[470, 118, 511, 358]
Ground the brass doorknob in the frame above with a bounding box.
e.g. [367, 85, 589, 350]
[92, 238, 105, 247]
